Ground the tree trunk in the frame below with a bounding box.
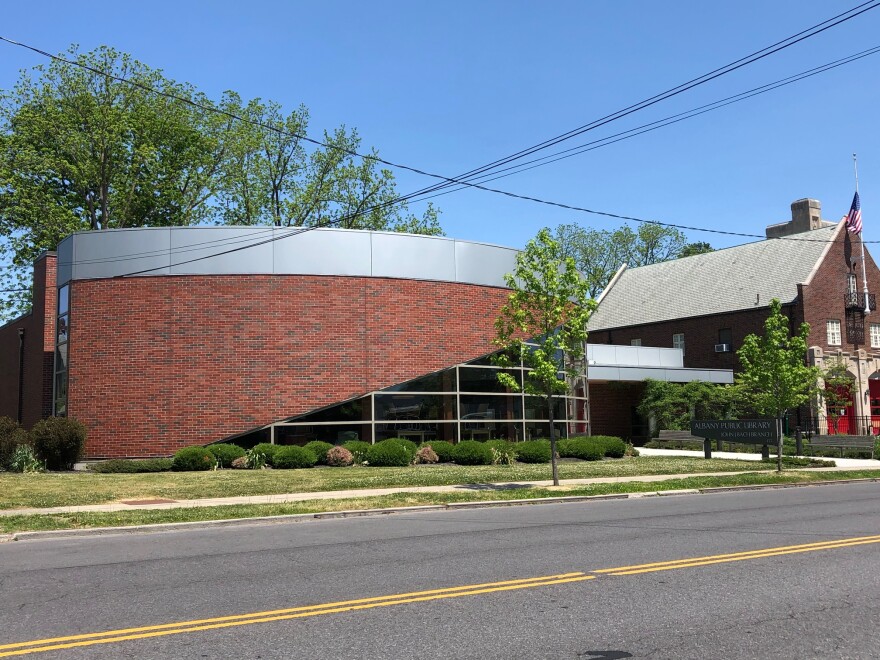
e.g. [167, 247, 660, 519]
[776, 415, 783, 473]
[548, 392, 559, 486]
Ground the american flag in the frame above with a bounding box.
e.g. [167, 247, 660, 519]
[846, 191, 862, 234]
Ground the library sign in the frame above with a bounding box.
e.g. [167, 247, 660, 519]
[690, 419, 776, 444]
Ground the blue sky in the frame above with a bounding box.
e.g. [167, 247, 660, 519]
[1, 0, 879, 250]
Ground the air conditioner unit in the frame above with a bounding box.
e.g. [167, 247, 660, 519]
[714, 343, 731, 353]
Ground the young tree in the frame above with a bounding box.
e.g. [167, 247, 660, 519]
[737, 299, 820, 471]
[494, 228, 596, 485]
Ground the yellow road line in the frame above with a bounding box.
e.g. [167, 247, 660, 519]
[604, 537, 880, 575]
[0, 573, 592, 657]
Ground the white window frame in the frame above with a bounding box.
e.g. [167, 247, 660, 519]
[672, 333, 685, 355]
[827, 320, 842, 346]
[848, 273, 858, 296]
[870, 323, 880, 349]
[630, 338, 641, 346]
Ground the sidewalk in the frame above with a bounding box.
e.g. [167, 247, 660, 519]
[3, 449, 878, 518]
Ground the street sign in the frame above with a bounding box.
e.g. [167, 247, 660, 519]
[690, 419, 775, 444]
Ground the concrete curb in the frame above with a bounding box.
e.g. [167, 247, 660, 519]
[5, 476, 880, 542]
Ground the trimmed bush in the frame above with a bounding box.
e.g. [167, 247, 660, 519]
[251, 443, 281, 466]
[558, 438, 603, 461]
[172, 446, 216, 471]
[515, 440, 552, 464]
[343, 440, 372, 463]
[423, 440, 455, 463]
[384, 437, 418, 459]
[90, 458, 173, 473]
[366, 439, 412, 467]
[30, 417, 87, 470]
[414, 446, 439, 464]
[486, 439, 514, 453]
[325, 446, 354, 467]
[273, 445, 318, 469]
[304, 441, 334, 465]
[0, 416, 29, 469]
[230, 456, 249, 469]
[451, 440, 493, 466]
[207, 443, 246, 468]
[592, 435, 627, 458]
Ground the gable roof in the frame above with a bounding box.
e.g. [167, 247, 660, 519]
[588, 222, 843, 331]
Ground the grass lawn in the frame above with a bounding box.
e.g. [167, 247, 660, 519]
[3, 469, 879, 534]
[0, 456, 825, 509]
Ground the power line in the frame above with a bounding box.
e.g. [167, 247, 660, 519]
[2, 1, 876, 221]
[411, 45, 880, 202]
[402, 1, 880, 201]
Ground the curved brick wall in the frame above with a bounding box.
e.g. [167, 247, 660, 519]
[68, 274, 511, 458]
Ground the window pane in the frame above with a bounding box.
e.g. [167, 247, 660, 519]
[458, 366, 521, 393]
[292, 397, 368, 423]
[57, 315, 69, 343]
[58, 285, 69, 316]
[630, 339, 641, 346]
[275, 423, 369, 445]
[460, 420, 521, 442]
[827, 320, 841, 346]
[718, 328, 732, 346]
[374, 394, 457, 421]
[55, 343, 68, 372]
[523, 422, 566, 441]
[871, 323, 880, 349]
[460, 394, 523, 419]
[523, 396, 567, 421]
[382, 368, 455, 392]
[378, 422, 458, 444]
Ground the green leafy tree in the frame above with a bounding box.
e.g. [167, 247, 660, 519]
[637, 379, 744, 432]
[494, 228, 596, 485]
[737, 299, 819, 471]
[0, 45, 443, 320]
[819, 358, 855, 433]
[554, 222, 689, 297]
[678, 241, 714, 258]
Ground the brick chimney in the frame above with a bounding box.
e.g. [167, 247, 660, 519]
[765, 199, 836, 238]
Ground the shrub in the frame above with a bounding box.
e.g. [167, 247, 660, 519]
[325, 446, 354, 467]
[366, 439, 412, 467]
[515, 440, 552, 464]
[89, 458, 173, 473]
[245, 448, 269, 469]
[304, 441, 334, 465]
[343, 440, 372, 463]
[559, 438, 603, 461]
[592, 435, 627, 458]
[384, 437, 417, 459]
[424, 441, 455, 463]
[414, 446, 439, 464]
[207, 443, 246, 468]
[486, 439, 514, 454]
[0, 416, 28, 469]
[230, 456, 249, 469]
[30, 417, 87, 470]
[625, 443, 639, 457]
[273, 445, 318, 469]
[251, 443, 281, 466]
[8, 445, 44, 473]
[491, 446, 517, 466]
[172, 446, 217, 471]
[451, 440, 493, 466]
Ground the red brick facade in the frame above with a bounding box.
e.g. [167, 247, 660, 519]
[589, 228, 880, 369]
[0, 254, 56, 429]
[59, 273, 510, 458]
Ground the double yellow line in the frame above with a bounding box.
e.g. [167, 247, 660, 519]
[0, 572, 593, 657]
[595, 533, 880, 576]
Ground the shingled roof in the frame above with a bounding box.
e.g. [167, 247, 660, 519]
[588, 222, 843, 331]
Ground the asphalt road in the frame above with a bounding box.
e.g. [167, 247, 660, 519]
[2, 483, 880, 659]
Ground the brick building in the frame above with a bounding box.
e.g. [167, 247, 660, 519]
[0, 226, 729, 458]
[588, 198, 880, 439]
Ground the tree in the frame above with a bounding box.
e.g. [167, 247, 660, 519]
[554, 222, 692, 297]
[736, 299, 819, 471]
[819, 358, 855, 433]
[0, 45, 443, 320]
[678, 242, 714, 258]
[493, 228, 596, 485]
[637, 379, 744, 432]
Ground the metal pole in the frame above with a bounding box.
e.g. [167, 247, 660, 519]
[855, 154, 870, 315]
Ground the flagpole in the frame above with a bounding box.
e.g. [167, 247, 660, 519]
[854, 153, 870, 315]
